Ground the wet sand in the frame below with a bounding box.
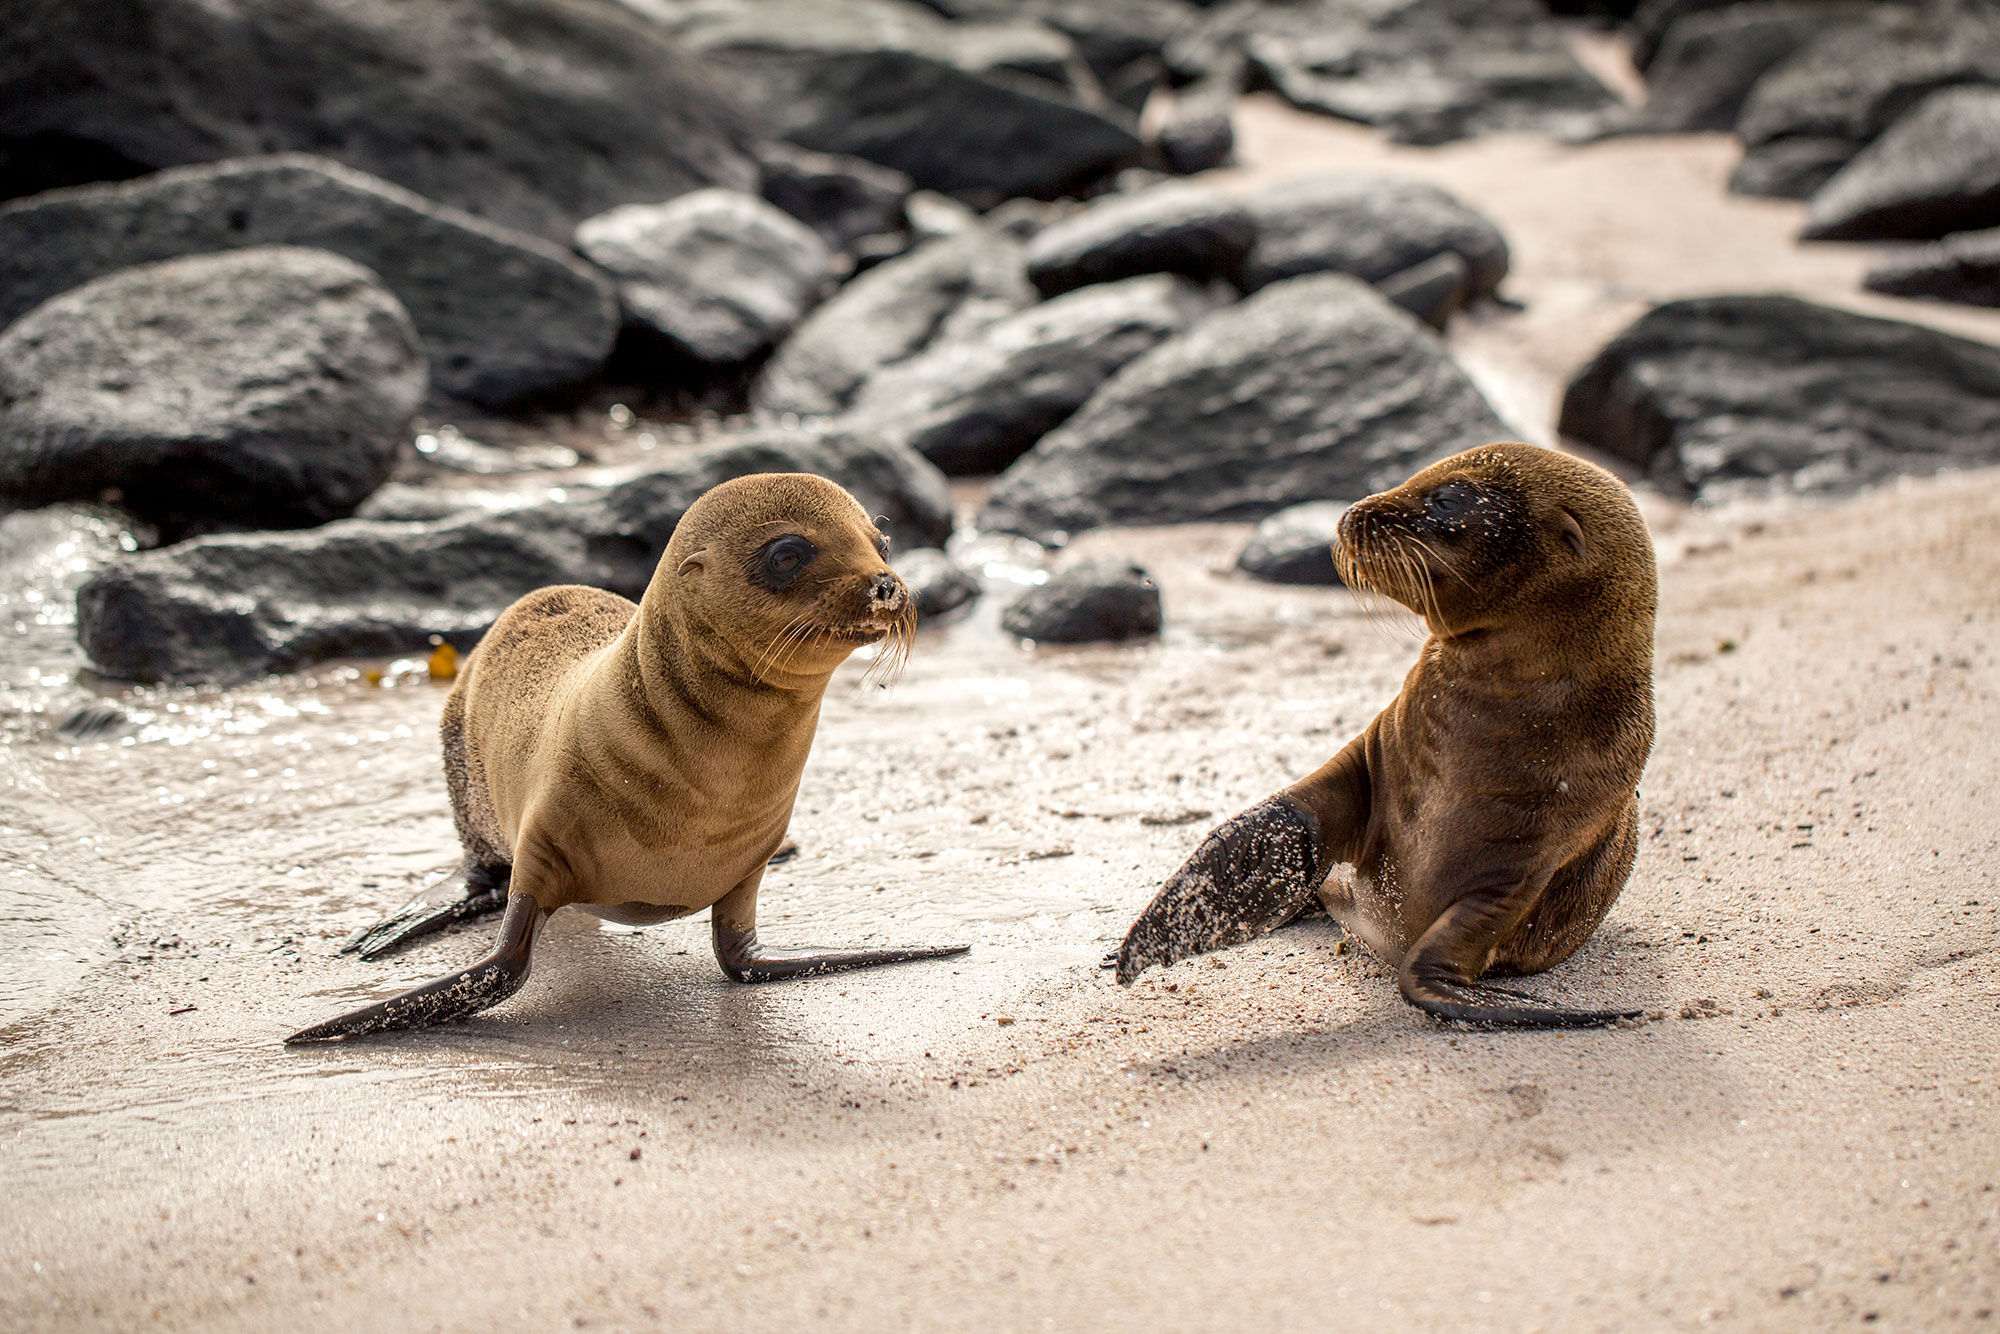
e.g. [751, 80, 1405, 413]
[5, 101, 2000, 1329]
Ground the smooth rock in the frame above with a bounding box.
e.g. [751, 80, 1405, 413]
[894, 546, 981, 620]
[1024, 182, 1254, 296]
[1, 0, 759, 241]
[980, 273, 1510, 544]
[74, 426, 952, 683]
[1558, 294, 2000, 501]
[849, 273, 1219, 475]
[1235, 501, 1350, 586]
[1803, 86, 2000, 242]
[1626, 2, 1877, 135]
[1154, 47, 1242, 176]
[0, 155, 616, 408]
[753, 228, 1033, 417]
[1377, 252, 1470, 331]
[757, 141, 913, 252]
[1000, 558, 1161, 643]
[0, 247, 425, 541]
[1863, 226, 2000, 307]
[576, 189, 835, 366]
[915, 0, 1194, 87]
[1235, 173, 1509, 299]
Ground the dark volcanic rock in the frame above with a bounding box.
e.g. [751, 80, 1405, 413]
[1627, 2, 1876, 135]
[74, 426, 952, 683]
[1802, 87, 2000, 242]
[0, 155, 616, 408]
[575, 189, 835, 365]
[1235, 501, 1349, 586]
[1730, 9, 2000, 199]
[894, 546, 981, 620]
[0, 247, 425, 541]
[980, 273, 1510, 544]
[757, 141, 913, 252]
[1235, 173, 1509, 299]
[0, 0, 759, 241]
[1154, 54, 1239, 176]
[849, 273, 1219, 475]
[1377, 251, 1470, 331]
[1558, 294, 2000, 501]
[1000, 558, 1161, 643]
[1023, 182, 1254, 296]
[660, 0, 1143, 203]
[915, 0, 1194, 87]
[1864, 227, 2000, 308]
[753, 228, 1033, 417]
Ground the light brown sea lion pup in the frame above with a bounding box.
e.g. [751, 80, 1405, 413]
[288, 473, 966, 1043]
[1116, 443, 1656, 1027]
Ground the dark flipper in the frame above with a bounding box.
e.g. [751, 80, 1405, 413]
[712, 924, 968, 984]
[287, 895, 546, 1043]
[1115, 794, 1327, 985]
[340, 862, 511, 961]
[1399, 890, 1639, 1029]
[1399, 974, 1641, 1029]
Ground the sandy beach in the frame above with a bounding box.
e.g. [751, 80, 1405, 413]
[4, 96, 1998, 1330]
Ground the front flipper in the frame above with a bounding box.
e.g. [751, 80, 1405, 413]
[1400, 891, 1639, 1029]
[287, 894, 546, 1043]
[708, 874, 966, 983]
[340, 862, 511, 961]
[1115, 794, 1327, 985]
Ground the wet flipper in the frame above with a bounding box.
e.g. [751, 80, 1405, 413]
[340, 862, 511, 961]
[1399, 973, 1641, 1029]
[1115, 794, 1327, 985]
[712, 924, 968, 984]
[287, 894, 546, 1043]
[1399, 890, 1640, 1029]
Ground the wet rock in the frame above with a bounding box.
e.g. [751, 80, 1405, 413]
[753, 228, 1033, 417]
[74, 427, 952, 683]
[661, 0, 1143, 203]
[1802, 87, 2000, 242]
[1558, 294, 2000, 501]
[981, 273, 1509, 544]
[756, 142, 913, 253]
[1000, 558, 1161, 643]
[0, 247, 425, 541]
[1863, 226, 2000, 307]
[1730, 9, 2000, 199]
[1023, 182, 1253, 297]
[55, 701, 133, 741]
[850, 273, 1219, 475]
[1236, 174, 1509, 300]
[1626, 2, 1876, 135]
[0, 0, 759, 242]
[575, 190, 835, 367]
[0, 155, 616, 408]
[1236, 502, 1350, 586]
[1378, 252, 1470, 331]
[895, 546, 981, 620]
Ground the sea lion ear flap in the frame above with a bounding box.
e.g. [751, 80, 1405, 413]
[1558, 510, 1587, 557]
[677, 547, 706, 576]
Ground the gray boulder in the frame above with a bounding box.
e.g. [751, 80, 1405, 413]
[1236, 502, 1350, 586]
[1863, 227, 2000, 307]
[753, 228, 1033, 417]
[1000, 558, 1161, 643]
[980, 273, 1510, 544]
[1802, 86, 2000, 242]
[0, 0, 759, 242]
[1558, 294, 2000, 501]
[915, 0, 1193, 88]
[1023, 182, 1254, 296]
[1153, 47, 1242, 176]
[576, 189, 835, 366]
[895, 546, 981, 620]
[0, 155, 616, 408]
[1625, 2, 1877, 135]
[1378, 252, 1471, 331]
[849, 273, 1220, 475]
[1235, 173, 1509, 300]
[74, 426, 953, 683]
[0, 247, 425, 541]
[756, 141, 913, 252]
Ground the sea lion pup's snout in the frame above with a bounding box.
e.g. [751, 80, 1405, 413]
[1120, 443, 1656, 1028]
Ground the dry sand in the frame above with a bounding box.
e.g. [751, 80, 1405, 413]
[4, 101, 1999, 1331]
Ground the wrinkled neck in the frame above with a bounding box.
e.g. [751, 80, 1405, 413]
[631, 586, 833, 745]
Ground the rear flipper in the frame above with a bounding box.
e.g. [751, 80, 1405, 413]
[1115, 794, 1327, 985]
[340, 862, 511, 961]
[713, 927, 968, 983]
[1399, 892, 1639, 1029]
[287, 894, 546, 1043]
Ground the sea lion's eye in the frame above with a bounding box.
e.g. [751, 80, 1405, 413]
[1425, 484, 1473, 520]
[753, 535, 817, 590]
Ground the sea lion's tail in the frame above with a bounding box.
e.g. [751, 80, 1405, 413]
[287, 895, 545, 1043]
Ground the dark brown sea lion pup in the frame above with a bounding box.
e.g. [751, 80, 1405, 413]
[288, 473, 966, 1043]
[1116, 443, 1655, 1027]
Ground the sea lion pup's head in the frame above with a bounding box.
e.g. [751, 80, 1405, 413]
[657, 473, 914, 686]
[1335, 443, 1656, 645]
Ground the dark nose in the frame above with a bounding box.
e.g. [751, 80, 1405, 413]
[869, 571, 906, 611]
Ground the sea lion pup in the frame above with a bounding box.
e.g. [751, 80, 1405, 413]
[287, 473, 966, 1043]
[1116, 443, 1655, 1027]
